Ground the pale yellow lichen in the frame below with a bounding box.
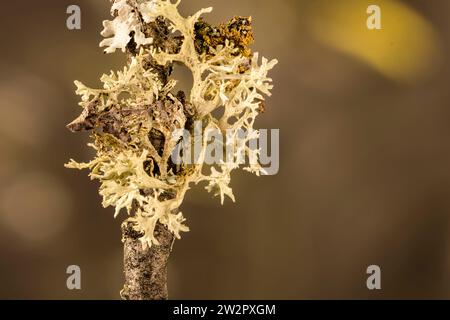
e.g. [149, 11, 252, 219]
[66, 0, 277, 248]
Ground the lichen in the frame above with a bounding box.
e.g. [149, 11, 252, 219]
[65, 0, 278, 249]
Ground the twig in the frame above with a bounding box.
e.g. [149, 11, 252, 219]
[120, 220, 174, 300]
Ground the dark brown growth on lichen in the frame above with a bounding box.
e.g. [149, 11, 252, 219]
[121, 220, 174, 300]
[194, 16, 254, 57]
[128, 17, 181, 83]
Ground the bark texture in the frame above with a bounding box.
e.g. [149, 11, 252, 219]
[120, 220, 174, 300]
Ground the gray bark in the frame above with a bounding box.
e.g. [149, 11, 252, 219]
[120, 220, 174, 300]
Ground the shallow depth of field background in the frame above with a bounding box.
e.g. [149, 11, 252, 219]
[0, 0, 450, 299]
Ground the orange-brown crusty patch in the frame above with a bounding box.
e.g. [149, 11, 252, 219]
[194, 16, 254, 58]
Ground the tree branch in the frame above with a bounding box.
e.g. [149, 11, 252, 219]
[120, 220, 174, 300]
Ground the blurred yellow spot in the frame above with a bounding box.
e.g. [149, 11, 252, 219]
[307, 0, 441, 82]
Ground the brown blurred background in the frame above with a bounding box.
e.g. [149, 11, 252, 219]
[0, 0, 450, 299]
